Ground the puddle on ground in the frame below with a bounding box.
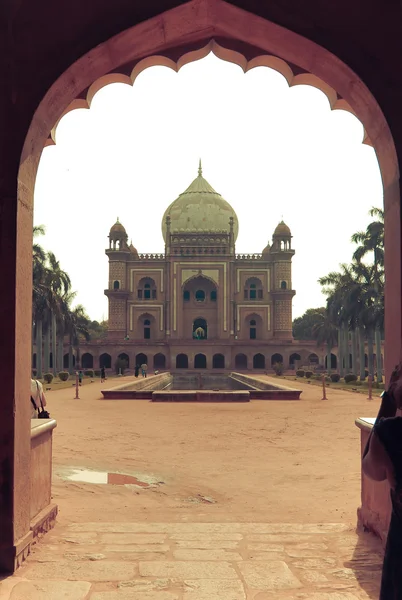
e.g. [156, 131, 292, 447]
[61, 468, 162, 488]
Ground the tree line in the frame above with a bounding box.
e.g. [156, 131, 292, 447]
[33, 225, 107, 378]
[292, 207, 384, 382]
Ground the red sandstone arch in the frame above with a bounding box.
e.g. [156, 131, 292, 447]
[5, 0, 401, 576]
[18, 0, 400, 379]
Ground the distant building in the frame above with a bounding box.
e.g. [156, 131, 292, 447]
[79, 163, 323, 371]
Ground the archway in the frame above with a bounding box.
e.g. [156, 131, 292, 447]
[253, 353, 265, 369]
[176, 353, 188, 369]
[308, 353, 319, 365]
[325, 353, 338, 369]
[118, 352, 129, 368]
[212, 354, 225, 369]
[136, 353, 147, 367]
[82, 353, 94, 369]
[99, 353, 111, 369]
[63, 353, 76, 369]
[289, 353, 301, 367]
[271, 353, 283, 366]
[153, 353, 166, 369]
[193, 318, 207, 340]
[194, 353, 207, 369]
[5, 0, 401, 576]
[235, 353, 248, 370]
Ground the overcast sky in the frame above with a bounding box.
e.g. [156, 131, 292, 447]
[34, 53, 383, 322]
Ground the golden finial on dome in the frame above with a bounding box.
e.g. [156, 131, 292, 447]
[198, 158, 202, 177]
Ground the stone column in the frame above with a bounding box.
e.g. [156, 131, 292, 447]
[0, 190, 33, 572]
[384, 178, 401, 384]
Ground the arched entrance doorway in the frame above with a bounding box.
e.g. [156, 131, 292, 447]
[271, 353, 283, 366]
[82, 353, 94, 369]
[235, 353, 248, 370]
[193, 318, 207, 340]
[194, 353, 207, 369]
[118, 353, 129, 368]
[176, 353, 188, 369]
[212, 354, 225, 369]
[99, 353, 111, 369]
[136, 353, 147, 367]
[289, 353, 301, 368]
[153, 353, 166, 370]
[4, 0, 400, 575]
[253, 353, 265, 369]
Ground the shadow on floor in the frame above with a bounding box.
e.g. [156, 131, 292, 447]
[344, 528, 383, 599]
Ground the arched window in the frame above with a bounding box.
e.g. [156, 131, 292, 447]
[195, 290, 205, 302]
[113, 280, 120, 290]
[244, 278, 263, 300]
[183, 290, 190, 302]
[250, 319, 256, 340]
[280, 281, 287, 289]
[144, 319, 151, 339]
[210, 290, 217, 301]
[137, 277, 157, 300]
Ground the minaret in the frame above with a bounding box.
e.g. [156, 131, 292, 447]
[270, 220, 295, 339]
[105, 218, 130, 339]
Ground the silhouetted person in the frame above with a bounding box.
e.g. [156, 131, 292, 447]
[363, 364, 402, 599]
[100, 366, 106, 382]
[134, 364, 139, 378]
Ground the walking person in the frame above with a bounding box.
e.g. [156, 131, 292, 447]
[78, 370, 83, 386]
[362, 364, 402, 599]
[134, 364, 140, 378]
[100, 366, 106, 383]
[30, 378, 48, 419]
[141, 362, 148, 378]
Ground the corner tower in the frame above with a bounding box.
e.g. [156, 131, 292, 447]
[270, 221, 295, 340]
[105, 218, 130, 339]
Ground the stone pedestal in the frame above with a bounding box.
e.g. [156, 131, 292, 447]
[355, 417, 391, 546]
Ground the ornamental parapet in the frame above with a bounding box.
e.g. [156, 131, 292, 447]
[235, 253, 263, 260]
[137, 253, 165, 260]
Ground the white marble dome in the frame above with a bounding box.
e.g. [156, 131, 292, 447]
[161, 163, 239, 242]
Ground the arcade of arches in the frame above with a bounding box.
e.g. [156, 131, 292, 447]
[2, 0, 402, 576]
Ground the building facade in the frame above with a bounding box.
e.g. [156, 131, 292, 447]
[80, 163, 304, 371]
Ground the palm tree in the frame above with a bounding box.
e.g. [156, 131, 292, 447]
[32, 225, 47, 378]
[351, 207, 384, 382]
[45, 252, 71, 373]
[312, 312, 338, 373]
[64, 304, 90, 374]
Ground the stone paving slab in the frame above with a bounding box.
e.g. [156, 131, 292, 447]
[1, 523, 383, 599]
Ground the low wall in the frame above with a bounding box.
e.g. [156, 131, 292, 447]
[28, 420, 58, 556]
[101, 373, 172, 399]
[230, 373, 302, 399]
[355, 418, 391, 546]
[152, 390, 250, 402]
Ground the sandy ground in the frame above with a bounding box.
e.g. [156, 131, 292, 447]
[46, 374, 380, 529]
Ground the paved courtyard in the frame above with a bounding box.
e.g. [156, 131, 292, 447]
[0, 376, 386, 598]
[0, 521, 383, 599]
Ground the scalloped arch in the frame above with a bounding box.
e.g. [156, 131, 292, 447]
[48, 38, 372, 147]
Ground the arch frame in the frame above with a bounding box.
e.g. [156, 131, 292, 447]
[5, 0, 401, 574]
